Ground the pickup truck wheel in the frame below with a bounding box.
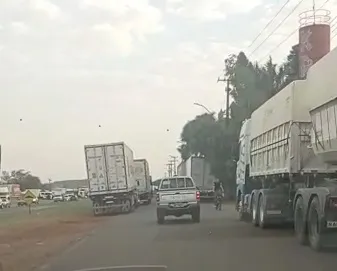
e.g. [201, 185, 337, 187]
[252, 195, 259, 227]
[294, 197, 308, 245]
[157, 210, 165, 224]
[192, 209, 200, 223]
[308, 197, 324, 251]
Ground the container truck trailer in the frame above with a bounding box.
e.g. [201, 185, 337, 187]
[180, 156, 216, 199]
[85, 142, 138, 216]
[235, 47, 337, 251]
[134, 158, 152, 204]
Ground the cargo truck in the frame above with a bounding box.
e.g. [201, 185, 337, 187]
[180, 156, 216, 199]
[235, 46, 337, 251]
[134, 159, 152, 205]
[85, 142, 138, 216]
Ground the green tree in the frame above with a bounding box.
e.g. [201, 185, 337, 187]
[178, 46, 299, 197]
[1, 169, 42, 190]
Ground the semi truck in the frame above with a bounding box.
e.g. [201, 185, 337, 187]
[85, 142, 138, 216]
[235, 46, 337, 251]
[134, 159, 152, 204]
[180, 156, 216, 199]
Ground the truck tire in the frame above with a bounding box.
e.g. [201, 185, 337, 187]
[192, 209, 200, 223]
[157, 210, 165, 224]
[123, 199, 132, 213]
[252, 195, 259, 227]
[93, 203, 101, 216]
[294, 196, 308, 245]
[258, 195, 267, 229]
[308, 197, 324, 251]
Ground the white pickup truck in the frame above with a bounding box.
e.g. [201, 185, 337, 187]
[156, 176, 200, 224]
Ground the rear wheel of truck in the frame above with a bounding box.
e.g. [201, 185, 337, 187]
[93, 203, 101, 216]
[192, 208, 200, 223]
[294, 196, 308, 245]
[123, 199, 132, 213]
[252, 195, 259, 227]
[157, 210, 165, 224]
[258, 195, 267, 229]
[308, 197, 324, 251]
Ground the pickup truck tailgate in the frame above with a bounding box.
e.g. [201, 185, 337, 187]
[159, 191, 196, 203]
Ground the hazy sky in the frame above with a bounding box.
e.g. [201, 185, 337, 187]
[0, 0, 336, 182]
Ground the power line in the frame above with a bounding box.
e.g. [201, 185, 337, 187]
[258, 0, 334, 63]
[247, 0, 291, 49]
[249, 0, 305, 57]
[258, 28, 298, 63]
[319, 0, 330, 9]
[332, 31, 337, 40]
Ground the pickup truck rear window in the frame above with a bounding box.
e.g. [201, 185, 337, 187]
[160, 177, 195, 190]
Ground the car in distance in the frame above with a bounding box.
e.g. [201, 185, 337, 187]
[156, 176, 200, 224]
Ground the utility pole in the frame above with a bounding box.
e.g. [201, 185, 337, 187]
[169, 155, 178, 176]
[166, 163, 173, 177]
[217, 77, 232, 126]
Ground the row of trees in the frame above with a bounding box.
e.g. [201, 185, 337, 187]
[1, 169, 43, 191]
[178, 45, 299, 197]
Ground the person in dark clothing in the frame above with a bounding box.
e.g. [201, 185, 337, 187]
[213, 180, 223, 207]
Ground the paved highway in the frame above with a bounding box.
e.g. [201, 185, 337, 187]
[43, 202, 337, 271]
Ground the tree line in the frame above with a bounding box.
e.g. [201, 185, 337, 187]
[178, 45, 299, 197]
[1, 169, 44, 191]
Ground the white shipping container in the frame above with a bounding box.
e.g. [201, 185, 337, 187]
[185, 156, 215, 189]
[85, 142, 136, 194]
[177, 161, 187, 176]
[134, 159, 151, 193]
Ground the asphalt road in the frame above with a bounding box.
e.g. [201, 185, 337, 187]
[44, 202, 337, 271]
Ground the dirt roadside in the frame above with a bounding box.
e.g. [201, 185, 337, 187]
[0, 204, 106, 271]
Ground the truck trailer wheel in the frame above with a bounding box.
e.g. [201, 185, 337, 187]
[93, 202, 101, 216]
[294, 196, 308, 245]
[308, 197, 324, 251]
[258, 195, 267, 229]
[123, 199, 132, 213]
[252, 195, 259, 227]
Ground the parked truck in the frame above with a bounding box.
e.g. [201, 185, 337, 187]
[134, 159, 152, 205]
[235, 46, 337, 251]
[180, 156, 216, 199]
[85, 142, 138, 216]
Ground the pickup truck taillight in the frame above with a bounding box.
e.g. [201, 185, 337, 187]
[196, 191, 200, 201]
[156, 193, 160, 202]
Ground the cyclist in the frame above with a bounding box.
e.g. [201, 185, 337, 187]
[213, 180, 223, 208]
